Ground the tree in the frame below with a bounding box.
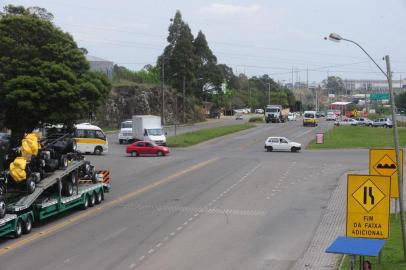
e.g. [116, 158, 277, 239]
[158, 10, 197, 94]
[396, 92, 406, 111]
[0, 6, 110, 145]
[326, 76, 345, 95]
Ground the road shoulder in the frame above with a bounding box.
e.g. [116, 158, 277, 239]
[292, 170, 350, 269]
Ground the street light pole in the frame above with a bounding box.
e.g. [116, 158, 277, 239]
[327, 33, 406, 261]
[386, 56, 406, 261]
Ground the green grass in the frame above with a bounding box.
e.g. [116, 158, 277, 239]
[307, 126, 406, 149]
[166, 123, 255, 147]
[340, 214, 406, 270]
[249, 116, 264, 123]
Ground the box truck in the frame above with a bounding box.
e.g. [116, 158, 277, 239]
[132, 115, 166, 145]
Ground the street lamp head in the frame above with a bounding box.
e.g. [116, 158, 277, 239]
[327, 33, 343, 42]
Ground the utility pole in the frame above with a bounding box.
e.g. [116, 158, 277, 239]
[182, 75, 186, 123]
[161, 58, 165, 125]
[291, 67, 294, 90]
[386, 55, 406, 261]
[248, 79, 251, 109]
[268, 82, 271, 105]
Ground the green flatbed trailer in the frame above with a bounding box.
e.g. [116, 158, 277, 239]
[0, 161, 110, 238]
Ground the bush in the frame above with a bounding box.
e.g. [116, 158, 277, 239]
[249, 116, 264, 123]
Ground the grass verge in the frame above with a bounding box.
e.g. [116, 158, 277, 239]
[249, 116, 264, 123]
[307, 126, 406, 149]
[340, 214, 406, 270]
[166, 123, 255, 147]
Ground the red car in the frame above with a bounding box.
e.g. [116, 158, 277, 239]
[126, 141, 170, 157]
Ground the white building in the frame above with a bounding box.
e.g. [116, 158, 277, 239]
[343, 79, 405, 92]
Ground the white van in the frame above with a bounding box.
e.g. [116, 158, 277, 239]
[118, 120, 133, 144]
[74, 123, 108, 155]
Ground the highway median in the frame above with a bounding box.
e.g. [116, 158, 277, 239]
[307, 126, 406, 149]
[166, 123, 255, 147]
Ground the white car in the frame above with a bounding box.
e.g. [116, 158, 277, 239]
[326, 113, 337, 121]
[334, 118, 358, 126]
[288, 112, 297, 121]
[264, 137, 302, 152]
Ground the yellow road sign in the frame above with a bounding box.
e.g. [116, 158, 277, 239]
[370, 148, 403, 198]
[346, 174, 390, 239]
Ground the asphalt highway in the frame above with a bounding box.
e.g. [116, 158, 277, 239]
[0, 119, 369, 270]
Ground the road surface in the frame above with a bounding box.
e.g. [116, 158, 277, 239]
[0, 119, 368, 270]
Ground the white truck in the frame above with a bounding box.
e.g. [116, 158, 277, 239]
[118, 120, 133, 144]
[132, 115, 166, 145]
[265, 105, 290, 123]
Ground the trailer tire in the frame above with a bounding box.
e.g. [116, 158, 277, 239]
[95, 190, 103, 204]
[0, 198, 6, 219]
[23, 216, 33, 234]
[81, 195, 89, 210]
[89, 192, 96, 207]
[63, 181, 74, 197]
[14, 219, 23, 238]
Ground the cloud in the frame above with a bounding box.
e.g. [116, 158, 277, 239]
[205, 3, 260, 16]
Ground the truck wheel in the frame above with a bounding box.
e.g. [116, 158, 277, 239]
[63, 181, 74, 197]
[94, 146, 103, 155]
[23, 216, 33, 234]
[14, 219, 23, 238]
[89, 192, 96, 207]
[131, 151, 138, 157]
[0, 198, 6, 219]
[267, 146, 273, 152]
[95, 190, 103, 204]
[81, 195, 89, 210]
[60, 155, 68, 170]
[27, 178, 36, 194]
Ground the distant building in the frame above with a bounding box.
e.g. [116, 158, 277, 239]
[343, 79, 405, 92]
[86, 55, 114, 79]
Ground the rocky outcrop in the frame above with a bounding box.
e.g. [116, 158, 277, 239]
[95, 83, 204, 128]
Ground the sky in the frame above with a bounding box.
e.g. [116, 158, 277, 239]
[3, 0, 406, 84]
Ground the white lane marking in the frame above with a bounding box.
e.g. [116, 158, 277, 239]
[170, 232, 176, 236]
[188, 217, 193, 221]
[156, 242, 163, 248]
[176, 226, 183, 231]
[129, 263, 136, 269]
[163, 236, 169, 241]
[103, 227, 128, 242]
[183, 221, 188, 226]
[139, 256, 145, 262]
[148, 249, 154, 254]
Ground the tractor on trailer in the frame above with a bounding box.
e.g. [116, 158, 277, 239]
[0, 130, 111, 239]
[0, 160, 110, 238]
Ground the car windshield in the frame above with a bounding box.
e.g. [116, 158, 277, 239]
[304, 113, 314, 118]
[147, 128, 163, 136]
